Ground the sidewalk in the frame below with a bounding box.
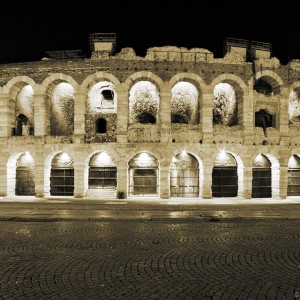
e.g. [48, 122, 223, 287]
[0, 195, 300, 222]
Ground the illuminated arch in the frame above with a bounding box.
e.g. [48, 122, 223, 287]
[128, 152, 159, 196]
[49, 152, 74, 196]
[170, 151, 200, 198]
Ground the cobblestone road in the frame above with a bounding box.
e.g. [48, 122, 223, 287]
[0, 219, 299, 300]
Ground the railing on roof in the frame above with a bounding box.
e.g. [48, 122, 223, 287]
[250, 41, 272, 52]
[88, 33, 116, 42]
[45, 49, 86, 59]
[225, 38, 250, 48]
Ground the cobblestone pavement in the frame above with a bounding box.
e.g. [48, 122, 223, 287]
[0, 219, 299, 300]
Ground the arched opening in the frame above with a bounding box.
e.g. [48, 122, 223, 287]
[170, 151, 199, 198]
[88, 152, 117, 196]
[15, 152, 35, 196]
[171, 81, 199, 124]
[129, 81, 159, 124]
[255, 109, 273, 133]
[212, 151, 238, 197]
[15, 114, 30, 136]
[95, 118, 107, 133]
[87, 82, 117, 111]
[49, 82, 75, 136]
[50, 152, 74, 196]
[128, 152, 159, 196]
[213, 83, 237, 126]
[101, 89, 114, 107]
[288, 89, 300, 124]
[252, 154, 272, 198]
[254, 78, 273, 95]
[287, 154, 300, 196]
[11, 84, 34, 137]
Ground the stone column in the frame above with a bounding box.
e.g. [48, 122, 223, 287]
[116, 83, 128, 143]
[159, 83, 171, 143]
[279, 165, 288, 199]
[6, 163, 16, 197]
[73, 161, 87, 198]
[0, 165, 7, 196]
[243, 166, 253, 198]
[201, 89, 213, 144]
[33, 86, 48, 136]
[0, 89, 12, 137]
[243, 88, 255, 145]
[160, 162, 170, 199]
[73, 85, 86, 142]
[117, 159, 128, 198]
[34, 158, 46, 197]
[279, 87, 289, 146]
[202, 162, 213, 198]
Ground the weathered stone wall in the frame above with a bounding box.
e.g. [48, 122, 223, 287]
[1, 44, 300, 199]
[85, 113, 117, 143]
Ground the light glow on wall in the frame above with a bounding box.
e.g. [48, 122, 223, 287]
[171, 81, 199, 124]
[97, 152, 112, 165]
[88, 81, 116, 112]
[214, 150, 236, 167]
[288, 154, 300, 168]
[51, 152, 73, 167]
[288, 89, 300, 123]
[16, 85, 34, 124]
[51, 82, 75, 135]
[253, 154, 271, 168]
[213, 83, 236, 125]
[16, 152, 34, 167]
[129, 81, 159, 123]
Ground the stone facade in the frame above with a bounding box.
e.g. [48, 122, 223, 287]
[1, 38, 300, 200]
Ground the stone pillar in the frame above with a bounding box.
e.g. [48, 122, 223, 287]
[279, 87, 289, 146]
[6, 163, 16, 197]
[73, 85, 85, 141]
[160, 163, 170, 199]
[243, 166, 253, 198]
[34, 160, 46, 197]
[0, 165, 7, 197]
[243, 89, 254, 145]
[73, 161, 87, 198]
[202, 162, 213, 198]
[0, 89, 12, 137]
[34, 86, 48, 136]
[117, 159, 128, 198]
[116, 83, 128, 143]
[159, 83, 171, 143]
[279, 165, 288, 199]
[201, 90, 213, 144]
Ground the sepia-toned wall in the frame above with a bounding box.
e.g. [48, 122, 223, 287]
[1, 44, 300, 200]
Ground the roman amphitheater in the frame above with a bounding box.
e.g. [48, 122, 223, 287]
[1, 33, 300, 200]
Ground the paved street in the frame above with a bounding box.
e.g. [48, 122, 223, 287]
[0, 201, 299, 300]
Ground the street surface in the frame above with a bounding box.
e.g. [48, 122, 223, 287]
[0, 215, 299, 299]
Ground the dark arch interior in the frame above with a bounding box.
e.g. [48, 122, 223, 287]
[255, 109, 273, 131]
[137, 112, 156, 124]
[101, 90, 114, 100]
[96, 118, 107, 133]
[254, 79, 273, 95]
[171, 114, 189, 124]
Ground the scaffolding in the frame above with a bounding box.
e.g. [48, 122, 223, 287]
[224, 37, 272, 61]
[88, 33, 117, 54]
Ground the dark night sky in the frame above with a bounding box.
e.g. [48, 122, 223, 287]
[0, 1, 299, 65]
